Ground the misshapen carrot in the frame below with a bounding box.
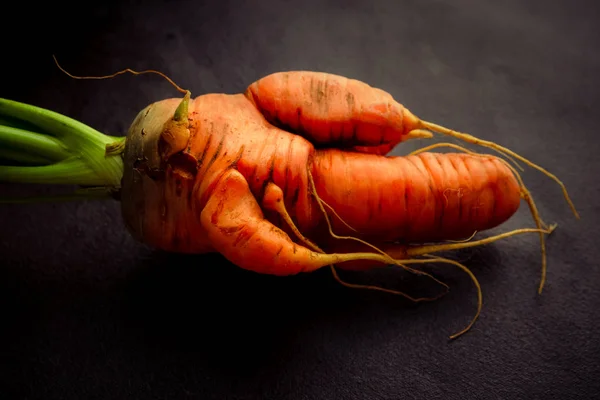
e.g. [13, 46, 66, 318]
[1, 64, 578, 339]
[120, 93, 522, 260]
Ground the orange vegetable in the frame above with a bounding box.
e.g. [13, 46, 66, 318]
[0, 67, 578, 339]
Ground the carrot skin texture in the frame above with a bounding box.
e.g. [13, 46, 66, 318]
[122, 93, 321, 254]
[187, 94, 318, 235]
[200, 168, 314, 275]
[245, 71, 420, 153]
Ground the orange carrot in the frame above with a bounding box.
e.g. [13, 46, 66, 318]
[309, 149, 522, 243]
[0, 66, 578, 339]
[119, 92, 519, 257]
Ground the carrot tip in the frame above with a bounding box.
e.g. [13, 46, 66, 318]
[405, 129, 433, 140]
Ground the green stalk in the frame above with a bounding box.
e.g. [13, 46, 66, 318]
[0, 125, 70, 161]
[0, 98, 126, 202]
[0, 115, 42, 132]
[0, 148, 51, 165]
[0, 158, 105, 185]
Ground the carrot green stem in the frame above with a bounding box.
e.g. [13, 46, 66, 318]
[0, 158, 106, 185]
[0, 148, 51, 165]
[0, 125, 70, 161]
[0, 98, 125, 202]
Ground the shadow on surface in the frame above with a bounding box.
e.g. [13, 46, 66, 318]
[115, 251, 362, 376]
[113, 238, 507, 374]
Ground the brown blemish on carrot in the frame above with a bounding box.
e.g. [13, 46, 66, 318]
[210, 196, 226, 225]
[346, 92, 355, 109]
[296, 107, 302, 130]
[204, 134, 226, 173]
[229, 145, 246, 169]
[197, 133, 213, 170]
[260, 154, 277, 197]
[290, 186, 300, 210]
[233, 227, 257, 247]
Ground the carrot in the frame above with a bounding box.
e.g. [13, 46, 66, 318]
[309, 149, 522, 243]
[245, 71, 433, 153]
[0, 61, 578, 339]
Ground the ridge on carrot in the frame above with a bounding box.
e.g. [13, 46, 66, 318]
[0, 56, 578, 339]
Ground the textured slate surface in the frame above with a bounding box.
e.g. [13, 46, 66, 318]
[1, 0, 599, 398]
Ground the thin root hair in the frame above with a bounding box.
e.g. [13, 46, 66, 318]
[305, 169, 491, 339]
[266, 184, 450, 303]
[52, 55, 189, 95]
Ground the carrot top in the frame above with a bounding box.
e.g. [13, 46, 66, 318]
[0, 98, 124, 202]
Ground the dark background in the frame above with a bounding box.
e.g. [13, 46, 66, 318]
[1, 0, 599, 399]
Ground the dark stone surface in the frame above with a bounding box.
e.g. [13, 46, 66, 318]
[1, 0, 599, 399]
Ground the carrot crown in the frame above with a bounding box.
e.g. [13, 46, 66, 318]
[0, 98, 124, 202]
